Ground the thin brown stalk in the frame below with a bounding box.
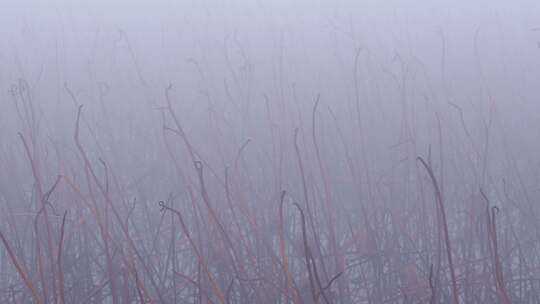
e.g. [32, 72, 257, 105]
[0, 229, 42, 304]
[159, 202, 227, 304]
[481, 190, 512, 304]
[417, 156, 459, 304]
[57, 211, 68, 304]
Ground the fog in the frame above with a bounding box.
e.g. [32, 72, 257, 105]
[1, 1, 540, 303]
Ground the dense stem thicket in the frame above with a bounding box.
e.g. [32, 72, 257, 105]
[1, 2, 540, 303]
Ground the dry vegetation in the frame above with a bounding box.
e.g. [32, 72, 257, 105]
[1, 2, 540, 303]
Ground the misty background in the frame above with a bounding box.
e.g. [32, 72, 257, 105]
[1, 0, 540, 303]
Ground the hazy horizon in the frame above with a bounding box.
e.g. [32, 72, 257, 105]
[1, 1, 540, 303]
